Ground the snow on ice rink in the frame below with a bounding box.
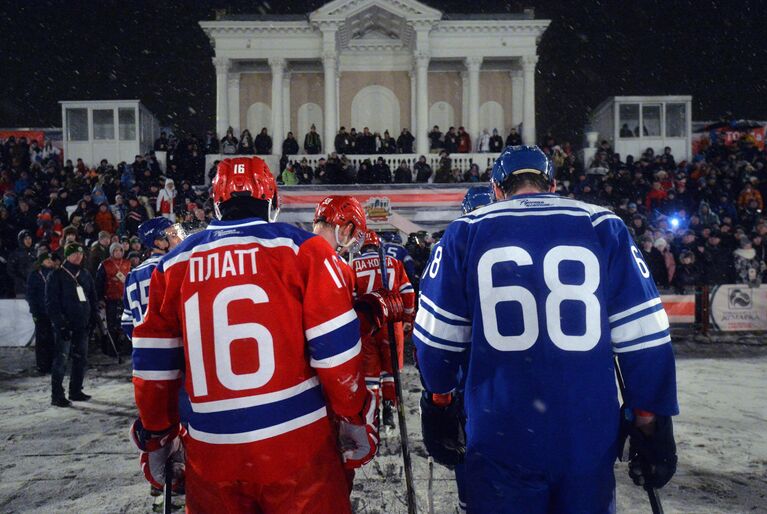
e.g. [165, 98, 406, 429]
[0, 345, 765, 513]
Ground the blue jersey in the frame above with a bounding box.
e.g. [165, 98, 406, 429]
[414, 193, 678, 471]
[383, 243, 415, 282]
[121, 254, 163, 340]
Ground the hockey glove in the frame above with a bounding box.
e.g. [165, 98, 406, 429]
[338, 389, 379, 469]
[627, 414, 677, 489]
[130, 419, 186, 492]
[420, 391, 465, 467]
[354, 288, 405, 334]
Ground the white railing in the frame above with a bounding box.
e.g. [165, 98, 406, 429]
[202, 152, 501, 185]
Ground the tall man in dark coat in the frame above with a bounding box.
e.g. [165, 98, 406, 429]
[46, 242, 98, 407]
[26, 253, 56, 373]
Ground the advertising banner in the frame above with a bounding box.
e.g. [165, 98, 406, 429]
[661, 294, 695, 324]
[710, 284, 767, 331]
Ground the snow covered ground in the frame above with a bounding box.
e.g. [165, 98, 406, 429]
[0, 344, 765, 513]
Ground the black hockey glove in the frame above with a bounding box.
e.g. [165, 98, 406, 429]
[420, 391, 465, 467]
[627, 415, 677, 489]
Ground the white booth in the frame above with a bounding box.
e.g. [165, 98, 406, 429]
[589, 96, 692, 162]
[60, 100, 160, 167]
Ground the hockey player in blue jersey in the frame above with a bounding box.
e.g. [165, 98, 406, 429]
[380, 231, 416, 284]
[415, 145, 678, 513]
[121, 217, 184, 340]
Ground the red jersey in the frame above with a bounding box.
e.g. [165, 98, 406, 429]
[351, 251, 415, 316]
[132, 218, 365, 484]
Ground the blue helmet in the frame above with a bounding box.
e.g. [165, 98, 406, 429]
[380, 231, 403, 244]
[490, 145, 552, 188]
[137, 217, 174, 249]
[461, 185, 495, 214]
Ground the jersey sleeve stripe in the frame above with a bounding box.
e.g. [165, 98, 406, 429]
[591, 213, 623, 227]
[133, 347, 184, 371]
[188, 406, 327, 445]
[413, 327, 467, 353]
[190, 377, 320, 414]
[305, 309, 357, 340]
[310, 338, 361, 368]
[420, 294, 471, 323]
[612, 333, 671, 353]
[132, 369, 181, 380]
[415, 308, 472, 343]
[399, 284, 415, 294]
[610, 309, 670, 344]
[132, 336, 183, 349]
[323, 259, 343, 288]
[608, 297, 663, 324]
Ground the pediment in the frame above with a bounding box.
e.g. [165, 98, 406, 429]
[311, 0, 442, 23]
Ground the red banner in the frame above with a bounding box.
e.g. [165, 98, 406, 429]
[0, 130, 46, 144]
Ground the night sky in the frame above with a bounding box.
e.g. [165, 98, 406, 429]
[1, 0, 766, 143]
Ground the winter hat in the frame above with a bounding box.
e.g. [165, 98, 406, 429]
[64, 242, 84, 257]
[98, 230, 111, 240]
[109, 242, 123, 255]
[128, 251, 141, 260]
[653, 238, 668, 251]
[36, 252, 52, 265]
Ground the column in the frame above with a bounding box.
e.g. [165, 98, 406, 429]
[227, 72, 241, 136]
[213, 57, 230, 137]
[409, 69, 416, 139]
[466, 56, 482, 143]
[522, 55, 538, 145]
[415, 53, 430, 156]
[510, 69, 524, 130]
[269, 58, 285, 154]
[282, 72, 291, 138]
[461, 71, 468, 128]
[322, 53, 338, 154]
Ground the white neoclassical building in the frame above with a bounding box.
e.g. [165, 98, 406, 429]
[199, 0, 549, 157]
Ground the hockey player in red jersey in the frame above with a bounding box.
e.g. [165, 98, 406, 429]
[130, 157, 404, 514]
[351, 231, 415, 429]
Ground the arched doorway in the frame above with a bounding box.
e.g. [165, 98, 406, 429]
[429, 101, 455, 132]
[296, 103, 323, 143]
[479, 101, 505, 135]
[247, 102, 271, 136]
[351, 85, 400, 136]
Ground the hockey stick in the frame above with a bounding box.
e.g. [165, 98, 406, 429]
[98, 308, 123, 364]
[377, 246, 418, 514]
[163, 459, 173, 514]
[427, 456, 435, 514]
[614, 356, 664, 514]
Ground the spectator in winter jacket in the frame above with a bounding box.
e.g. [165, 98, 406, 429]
[203, 130, 219, 154]
[156, 179, 177, 222]
[737, 183, 763, 211]
[254, 128, 272, 155]
[95, 243, 130, 356]
[444, 127, 458, 154]
[477, 129, 491, 152]
[238, 129, 256, 154]
[153, 132, 169, 152]
[701, 232, 734, 284]
[124, 196, 147, 236]
[94, 203, 117, 234]
[697, 201, 721, 227]
[733, 236, 764, 287]
[640, 235, 668, 287]
[304, 124, 322, 154]
[46, 242, 98, 407]
[88, 231, 112, 276]
[380, 131, 397, 154]
[505, 127, 523, 146]
[428, 125, 443, 152]
[654, 237, 676, 285]
[645, 181, 668, 212]
[373, 158, 392, 184]
[297, 160, 314, 184]
[220, 128, 239, 155]
[397, 129, 415, 154]
[672, 250, 701, 294]
[457, 127, 471, 153]
[8, 230, 35, 297]
[394, 161, 413, 183]
[414, 156, 432, 183]
[282, 132, 299, 156]
[26, 252, 56, 373]
[489, 128, 504, 152]
[280, 164, 299, 185]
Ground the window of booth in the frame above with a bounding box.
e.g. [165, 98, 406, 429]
[642, 104, 662, 137]
[119, 108, 136, 141]
[618, 104, 639, 138]
[665, 103, 687, 137]
[66, 108, 88, 141]
[93, 109, 115, 140]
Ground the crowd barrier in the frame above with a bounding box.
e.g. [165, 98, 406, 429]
[1, 286, 762, 347]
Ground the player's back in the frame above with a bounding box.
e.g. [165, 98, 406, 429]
[147, 218, 360, 483]
[121, 254, 162, 338]
[351, 251, 398, 293]
[432, 193, 652, 472]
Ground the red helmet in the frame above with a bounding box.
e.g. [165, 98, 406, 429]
[314, 195, 367, 254]
[362, 230, 381, 249]
[212, 157, 279, 220]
